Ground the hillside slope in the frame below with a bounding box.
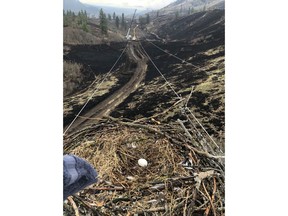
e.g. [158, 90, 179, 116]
[154, 9, 224, 43]
[64, 0, 99, 15]
[158, 0, 224, 15]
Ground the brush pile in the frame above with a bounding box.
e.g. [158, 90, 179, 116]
[63, 107, 225, 216]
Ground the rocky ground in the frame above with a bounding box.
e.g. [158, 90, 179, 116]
[63, 9, 225, 215]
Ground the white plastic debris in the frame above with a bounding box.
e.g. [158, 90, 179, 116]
[138, 158, 148, 167]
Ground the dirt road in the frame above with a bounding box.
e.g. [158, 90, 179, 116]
[64, 42, 148, 134]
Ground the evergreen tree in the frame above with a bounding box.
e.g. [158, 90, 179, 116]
[99, 8, 108, 35]
[63, 10, 68, 27]
[82, 10, 88, 32]
[115, 16, 120, 29]
[64, 10, 84, 28]
[121, 13, 126, 30]
[82, 23, 88, 32]
[113, 12, 116, 20]
[75, 10, 88, 31]
[108, 14, 112, 20]
[139, 16, 146, 26]
[175, 11, 179, 19]
[63, 10, 73, 27]
[203, 5, 206, 11]
[146, 14, 150, 24]
[72, 11, 76, 20]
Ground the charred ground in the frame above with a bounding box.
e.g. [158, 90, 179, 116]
[64, 9, 225, 137]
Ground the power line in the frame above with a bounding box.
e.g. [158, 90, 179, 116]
[139, 41, 223, 153]
[129, 9, 137, 30]
[63, 44, 128, 136]
[139, 42, 182, 100]
[185, 107, 223, 153]
[138, 29, 206, 72]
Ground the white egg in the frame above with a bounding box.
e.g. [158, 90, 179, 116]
[138, 158, 148, 167]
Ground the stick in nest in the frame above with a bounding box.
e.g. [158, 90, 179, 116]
[202, 179, 217, 216]
[67, 196, 80, 216]
[185, 143, 224, 159]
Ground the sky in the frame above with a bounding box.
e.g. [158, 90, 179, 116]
[79, 0, 176, 10]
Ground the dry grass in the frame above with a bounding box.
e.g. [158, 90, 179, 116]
[64, 27, 102, 45]
[63, 61, 83, 96]
[64, 25, 125, 45]
[63, 74, 118, 117]
[70, 126, 188, 187]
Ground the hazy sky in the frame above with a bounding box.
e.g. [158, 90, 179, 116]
[79, 0, 175, 9]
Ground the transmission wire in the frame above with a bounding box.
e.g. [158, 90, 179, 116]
[63, 44, 128, 136]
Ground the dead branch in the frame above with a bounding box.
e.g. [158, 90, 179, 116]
[177, 119, 197, 145]
[87, 186, 125, 192]
[183, 190, 190, 216]
[67, 196, 80, 216]
[185, 85, 194, 107]
[184, 112, 216, 154]
[185, 143, 224, 159]
[73, 195, 104, 215]
[135, 207, 166, 214]
[133, 97, 185, 123]
[202, 180, 217, 216]
[203, 177, 217, 215]
[107, 116, 165, 135]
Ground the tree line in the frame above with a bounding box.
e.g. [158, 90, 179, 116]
[99, 9, 128, 35]
[64, 8, 152, 36]
[63, 10, 89, 32]
[138, 14, 150, 27]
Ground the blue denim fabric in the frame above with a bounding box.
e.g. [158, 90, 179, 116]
[63, 154, 98, 200]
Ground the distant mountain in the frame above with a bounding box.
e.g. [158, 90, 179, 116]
[63, 0, 99, 16]
[86, 5, 139, 17]
[64, 0, 147, 18]
[158, 0, 224, 15]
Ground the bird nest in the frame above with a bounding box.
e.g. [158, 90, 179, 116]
[63, 118, 225, 216]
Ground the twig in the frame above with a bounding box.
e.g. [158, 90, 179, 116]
[185, 86, 194, 107]
[186, 189, 197, 215]
[87, 186, 125, 192]
[185, 143, 224, 159]
[184, 112, 215, 154]
[151, 176, 195, 185]
[177, 118, 199, 147]
[212, 177, 217, 198]
[202, 180, 217, 216]
[194, 200, 210, 211]
[73, 195, 104, 215]
[133, 97, 185, 123]
[185, 107, 223, 153]
[67, 196, 80, 216]
[183, 190, 190, 216]
[135, 207, 166, 214]
[204, 177, 217, 215]
[139, 176, 195, 193]
[107, 116, 165, 135]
